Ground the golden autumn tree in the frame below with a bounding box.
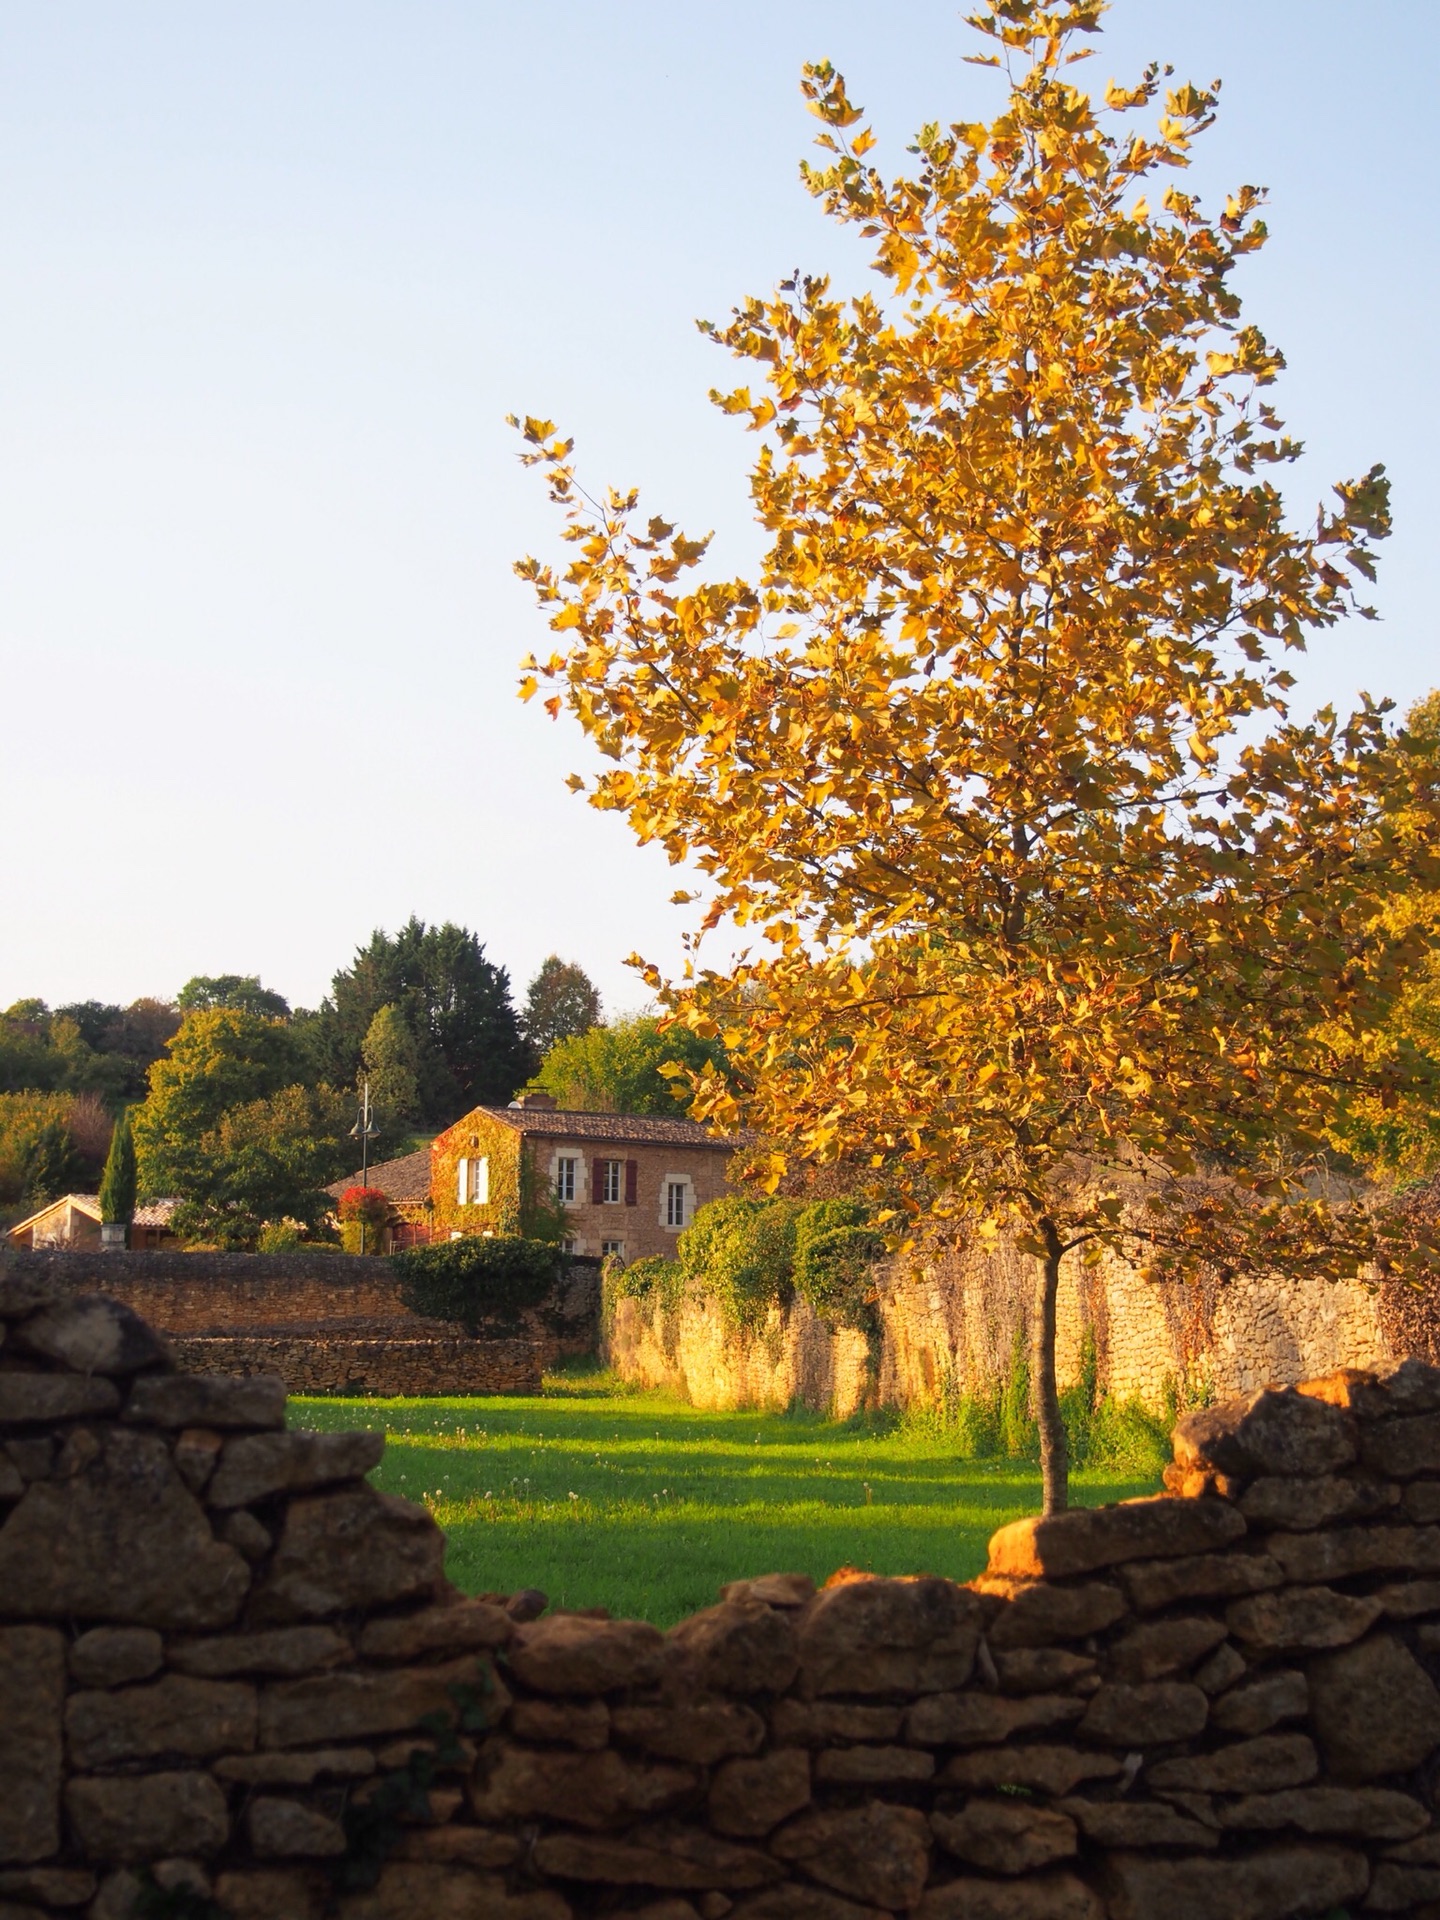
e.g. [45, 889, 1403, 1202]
[515, 0, 1440, 1512]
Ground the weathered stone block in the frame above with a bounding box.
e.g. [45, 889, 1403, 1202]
[249, 1488, 445, 1622]
[391, 1827, 519, 1869]
[768, 1700, 902, 1747]
[728, 1892, 883, 1920]
[531, 1825, 778, 1890]
[993, 1647, 1095, 1693]
[1219, 1785, 1429, 1838]
[984, 1580, 1127, 1648]
[1367, 1861, 1440, 1912]
[65, 1675, 256, 1767]
[813, 1745, 934, 1784]
[709, 1750, 810, 1836]
[1174, 1388, 1356, 1480]
[915, 1874, 1102, 1920]
[215, 1749, 375, 1786]
[0, 1428, 248, 1627]
[222, 1510, 271, 1561]
[0, 1376, 119, 1424]
[170, 1626, 352, 1678]
[1120, 1550, 1280, 1612]
[611, 1703, 766, 1764]
[1055, 1799, 1217, 1849]
[1353, 1356, 1440, 1417]
[68, 1627, 163, 1688]
[987, 1496, 1245, 1581]
[667, 1600, 799, 1694]
[357, 1599, 511, 1662]
[1104, 1844, 1368, 1920]
[173, 1429, 222, 1495]
[942, 1746, 1125, 1796]
[64, 1774, 229, 1864]
[1266, 1522, 1440, 1582]
[0, 1276, 52, 1319]
[1079, 1680, 1208, 1746]
[0, 1867, 95, 1907]
[336, 1862, 571, 1918]
[932, 1800, 1077, 1874]
[719, 1573, 815, 1609]
[0, 1627, 63, 1865]
[1211, 1667, 1307, 1735]
[211, 1868, 328, 1920]
[12, 1298, 166, 1377]
[507, 1698, 610, 1750]
[1308, 1631, 1440, 1779]
[246, 1799, 346, 1859]
[506, 1613, 665, 1693]
[906, 1689, 1084, 1747]
[1105, 1616, 1227, 1683]
[1226, 1585, 1382, 1652]
[1147, 1732, 1318, 1794]
[770, 1803, 930, 1911]
[1363, 1410, 1440, 1477]
[259, 1655, 503, 1747]
[796, 1577, 981, 1696]
[1193, 1641, 1247, 1694]
[1238, 1472, 1395, 1531]
[125, 1373, 286, 1430]
[208, 1431, 386, 1508]
[469, 1743, 696, 1827]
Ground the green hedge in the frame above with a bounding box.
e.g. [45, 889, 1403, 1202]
[394, 1236, 566, 1332]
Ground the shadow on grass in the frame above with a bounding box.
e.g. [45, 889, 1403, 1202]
[292, 1387, 1161, 1625]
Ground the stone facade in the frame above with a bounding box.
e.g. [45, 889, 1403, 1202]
[430, 1098, 741, 1263]
[2, 1250, 602, 1399]
[607, 1230, 1403, 1418]
[8, 1275, 1440, 1915]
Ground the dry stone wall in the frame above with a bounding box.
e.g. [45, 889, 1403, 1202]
[8, 1278, 1440, 1914]
[608, 1232, 1400, 1418]
[2, 1250, 602, 1399]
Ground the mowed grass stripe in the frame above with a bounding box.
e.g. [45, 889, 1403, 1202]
[293, 1377, 1161, 1625]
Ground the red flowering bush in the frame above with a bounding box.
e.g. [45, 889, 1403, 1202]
[339, 1186, 391, 1227]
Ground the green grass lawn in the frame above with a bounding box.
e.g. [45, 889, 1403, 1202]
[293, 1372, 1163, 1626]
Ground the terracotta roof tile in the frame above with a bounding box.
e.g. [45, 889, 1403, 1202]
[326, 1148, 434, 1205]
[476, 1106, 743, 1149]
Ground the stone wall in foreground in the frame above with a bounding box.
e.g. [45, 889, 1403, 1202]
[608, 1232, 1401, 1418]
[2, 1249, 604, 1398]
[9, 1277, 1440, 1915]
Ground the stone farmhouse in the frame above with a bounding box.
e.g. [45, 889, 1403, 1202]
[4, 1193, 178, 1252]
[331, 1091, 739, 1260]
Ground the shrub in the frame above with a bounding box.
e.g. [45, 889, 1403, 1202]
[608, 1255, 684, 1313]
[678, 1195, 802, 1329]
[793, 1198, 884, 1328]
[394, 1235, 566, 1332]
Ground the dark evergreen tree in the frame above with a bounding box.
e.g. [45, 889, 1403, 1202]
[98, 1111, 137, 1227]
[309, 919, 528, 1126]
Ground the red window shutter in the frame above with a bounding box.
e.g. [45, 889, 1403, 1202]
[591, 1158, 605, 1205]
[625, 1159, 638, 1206]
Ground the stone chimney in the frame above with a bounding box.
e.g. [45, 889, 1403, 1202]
[509, 1091, 558, 1111]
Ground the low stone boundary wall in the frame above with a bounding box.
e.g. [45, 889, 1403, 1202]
[8, 1275, 1440, 1915]
[2, 1249, 603, 1398]
[607, 1236, 1408, 1417]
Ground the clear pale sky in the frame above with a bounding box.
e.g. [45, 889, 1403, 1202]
[1, 2, 1434, 1016]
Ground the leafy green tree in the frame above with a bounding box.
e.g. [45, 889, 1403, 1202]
[165, 1084, 354, 1248]
[0, 1003, 64, 1095]
[309, 918, 528, 1125]
[177, 975, 292, 1018]
[530, 1014, 730, 1115]
[22, 1117, 80, 1208]
[361, 1003, 424, 1128]
[98, 1112, 137, 1230]
[523, 957, 601, 1063]
[132, 1008, 305, 1198]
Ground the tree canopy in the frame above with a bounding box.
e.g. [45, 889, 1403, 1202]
[523, 956, 602, 1064]
[517, 0, 1440, 1510]
[177, 974, 292, 1019]
[529, 1013, 730, 1116]
[304, 917, 529, 1126]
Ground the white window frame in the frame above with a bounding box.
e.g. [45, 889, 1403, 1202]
[601, 1238, 626, 1262]
[553, 1153, 578, 1205]
[458, 1155, 488, 1206]
[601, 1159, 623, 1205]
[658, 1171, 695, 1232]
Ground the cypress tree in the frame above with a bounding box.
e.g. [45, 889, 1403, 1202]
[98, 1111, 137, 1230]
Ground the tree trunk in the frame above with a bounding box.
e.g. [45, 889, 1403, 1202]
[1033, 1225, 1068, 1516]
